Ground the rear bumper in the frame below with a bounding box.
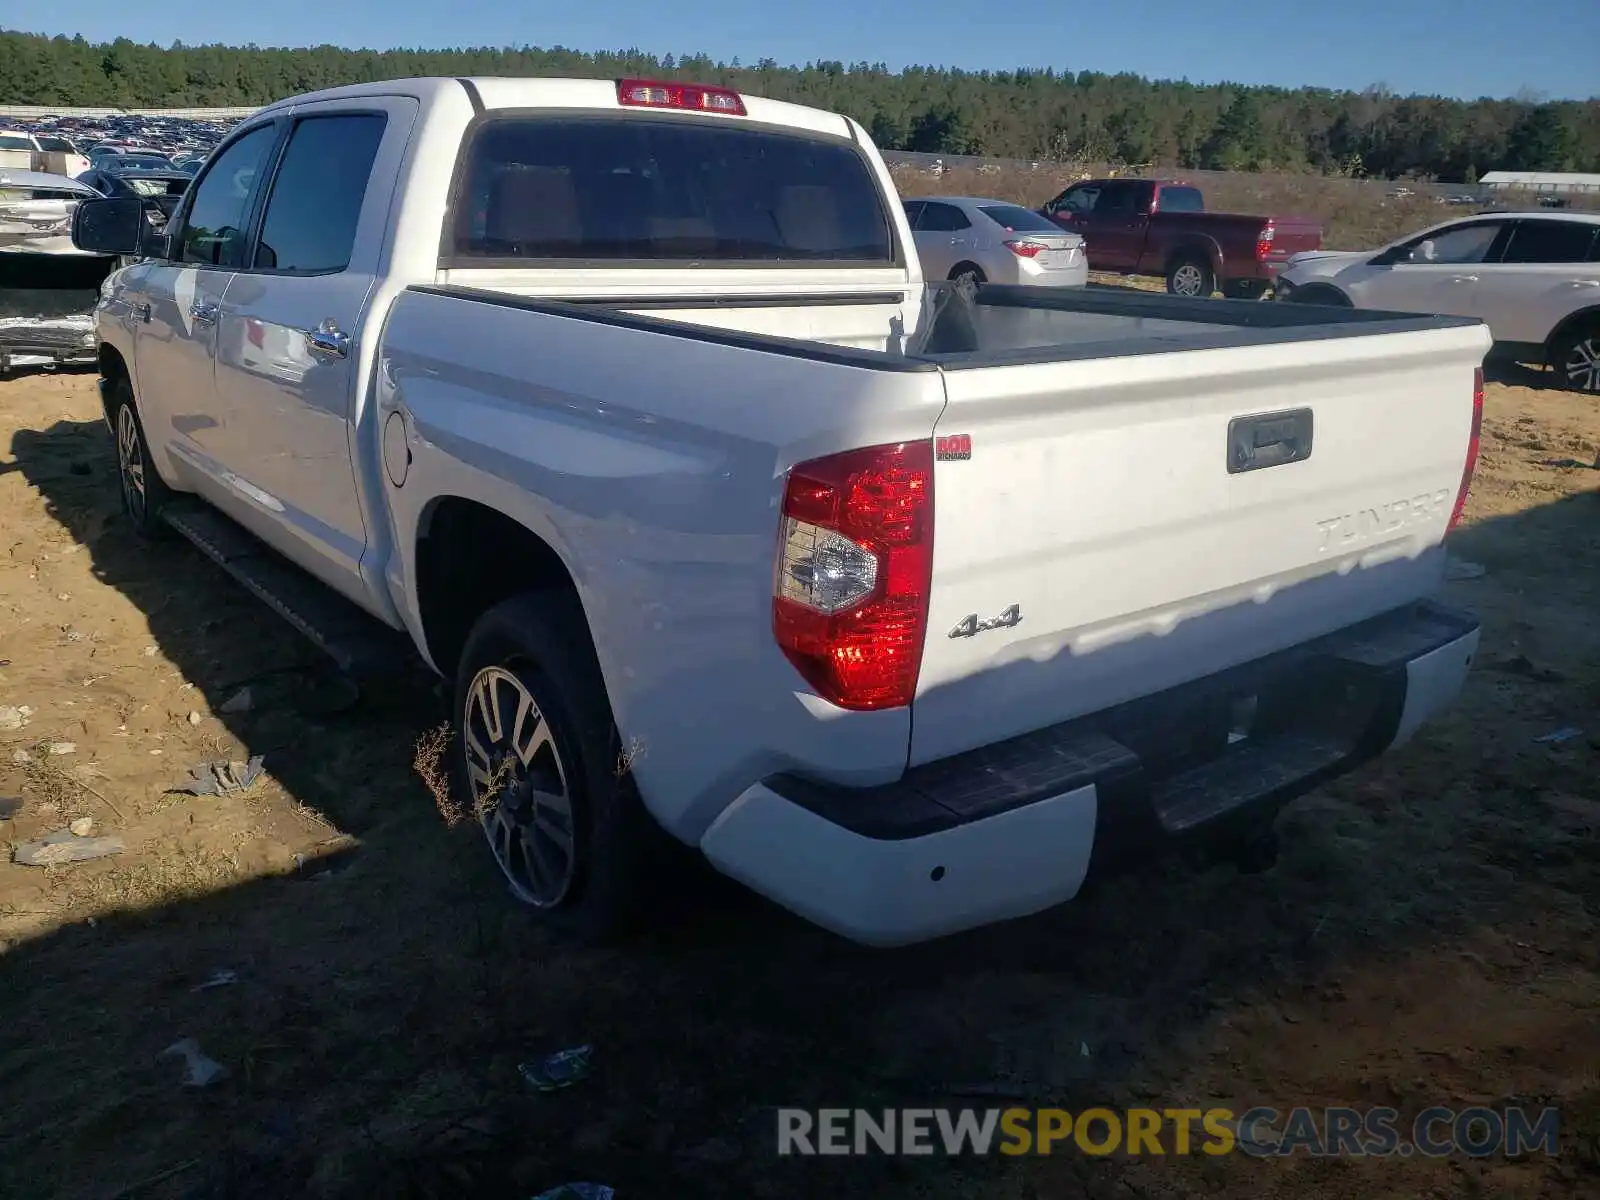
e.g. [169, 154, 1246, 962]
[701, 602, 1479, 947]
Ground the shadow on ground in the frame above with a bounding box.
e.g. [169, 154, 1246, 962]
[0, 412, 1597, 1200]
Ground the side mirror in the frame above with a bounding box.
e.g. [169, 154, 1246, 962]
[71, 197, 145, 256]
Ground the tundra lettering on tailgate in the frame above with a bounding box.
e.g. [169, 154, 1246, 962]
[1315, 489, 1452, 553]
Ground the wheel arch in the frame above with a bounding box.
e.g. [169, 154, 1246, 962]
[1284, 282, 1354, 307]
[1164, 237, 1224, 280]
[96, 344, 131, 427]
[413, 494, 589, 681]
[1546, 304, 1600, 360]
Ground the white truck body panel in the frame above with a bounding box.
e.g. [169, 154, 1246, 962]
[914, 322, 1485, 765]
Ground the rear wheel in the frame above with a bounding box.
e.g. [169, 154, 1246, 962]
[1166, 256, 1214, 298]
[109, 377, 172, 538]
[1551, 323, 1600, 394]
[949, 263, 986, 286]
[453, 592, 663, 939]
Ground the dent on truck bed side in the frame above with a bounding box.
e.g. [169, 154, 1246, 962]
[374, 287, 949, 841]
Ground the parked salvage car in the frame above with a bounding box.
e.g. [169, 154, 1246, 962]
[902, 196, 1087, 287]
[1277, 211, 1600, 393]
[74, 75, 1485, 947]
[0, 168, 104, 256]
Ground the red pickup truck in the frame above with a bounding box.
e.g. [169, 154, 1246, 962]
[1041, 179, 1323, 299]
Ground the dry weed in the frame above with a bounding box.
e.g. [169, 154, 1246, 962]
[616, 734, 646, 780]
[413, 722, 517, 827]
[413, 722, 461, 825]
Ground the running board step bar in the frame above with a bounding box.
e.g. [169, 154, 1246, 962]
[160, 500, 412, 679]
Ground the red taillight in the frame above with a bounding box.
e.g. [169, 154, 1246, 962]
[1448, 367, 1484, 533]
[1255, 221, 1276, 260]
[616, 78, 746, 116]
[1004, 239, 1047, 258]
[772, 441, 934, 711]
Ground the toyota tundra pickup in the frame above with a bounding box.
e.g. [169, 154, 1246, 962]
[72, 76, 1485, 946]
[1042, 178, 1323, 299]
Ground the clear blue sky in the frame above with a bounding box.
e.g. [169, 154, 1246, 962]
[18, 0, 1600, 101]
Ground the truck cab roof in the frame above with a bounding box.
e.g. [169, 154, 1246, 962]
[251, 75, 856, 141]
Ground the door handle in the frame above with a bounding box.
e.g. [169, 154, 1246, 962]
[300, 318, 350, 359]
[1447, 275, 1478, 284]
[189, 301, 217, 325]
[949, 237, 961, 245]
[135, 302, 151, 323]
[1567, 279, 1600, 288]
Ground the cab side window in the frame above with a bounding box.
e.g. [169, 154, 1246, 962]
[178, 124, 278, 268]
[252, 114, 387, 274]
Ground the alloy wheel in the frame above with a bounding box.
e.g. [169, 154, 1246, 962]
[1172, 264, 1206, 296]
[463, 664, 577, 907]
[116, 405, 147, 525]
[1562, 335, 1599, 393]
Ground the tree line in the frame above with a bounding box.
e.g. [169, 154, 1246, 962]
[3, 30, 1598, 181]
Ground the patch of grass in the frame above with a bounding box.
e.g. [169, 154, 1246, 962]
[46, 842, 241, 918]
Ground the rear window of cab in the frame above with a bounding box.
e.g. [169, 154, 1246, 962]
[445, 115, 896, 266]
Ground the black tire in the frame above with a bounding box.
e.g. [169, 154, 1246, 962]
[948, 263, 986, 285]
[452, 591, 666, 940]
[109, 375, 172, 537]
[1166, 255, 1215, 298]
[1550, 322, 1600, 394]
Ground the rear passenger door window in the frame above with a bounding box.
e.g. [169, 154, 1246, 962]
[177, 123, 278, 267]
[251, 114, 387, 273]
[1498, 220, 1598, 265]
[918, 203, 971, 232]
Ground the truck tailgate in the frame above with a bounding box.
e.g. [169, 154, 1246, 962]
[911, 323, 1489, 766]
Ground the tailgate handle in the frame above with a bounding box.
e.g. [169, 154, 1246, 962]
[1228, 408, 1313, 474]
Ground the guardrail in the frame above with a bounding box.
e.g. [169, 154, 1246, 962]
[0, 105, 259, 119]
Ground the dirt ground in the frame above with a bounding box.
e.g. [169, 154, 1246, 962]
[0, 362, 1596, 1200]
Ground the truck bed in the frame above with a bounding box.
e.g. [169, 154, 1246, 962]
[423, 279, 1483, 366]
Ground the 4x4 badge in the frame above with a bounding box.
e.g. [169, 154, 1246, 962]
[948, 604, 1022, 639]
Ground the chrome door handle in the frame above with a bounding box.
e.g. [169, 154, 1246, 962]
[300, 319, 350, 359]
[1448, 275, 1478, 284]
[1567, 279, 1600, 288]
[135, 302, 152, 323]
[949, 237, 961, 245]
[189, 301, 217, 325]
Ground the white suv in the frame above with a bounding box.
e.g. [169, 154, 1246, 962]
[1277, 212, 1600, 393]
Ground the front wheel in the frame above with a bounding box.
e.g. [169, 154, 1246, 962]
[453, 592, 662, 938]
[1551, 324, 1600, 394]
[109, 377, 172, 537]
[1166, 256, 1215, 298]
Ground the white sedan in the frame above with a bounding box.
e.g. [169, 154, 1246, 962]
[902, 195, 1087, 288]
[1276, 211, 1600, 393]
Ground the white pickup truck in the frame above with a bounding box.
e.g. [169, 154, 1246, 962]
[72, 76, 1487, 947]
